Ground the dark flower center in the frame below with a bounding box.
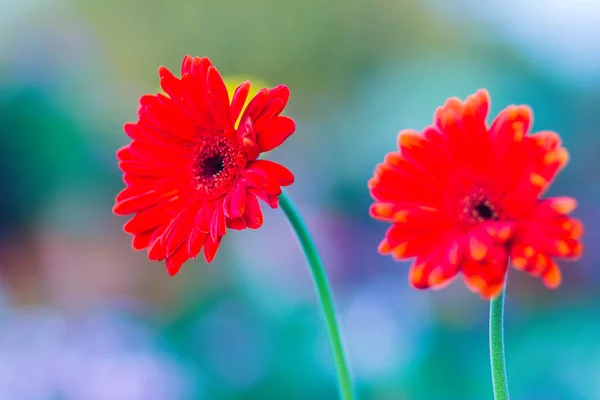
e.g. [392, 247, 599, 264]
[461, 191, 499, 224]
[192, 133, 241, 198]
[199, 154, 225, 178]
[475, 202, 495, 220]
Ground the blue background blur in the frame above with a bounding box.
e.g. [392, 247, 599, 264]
[1, 1, 599, 399]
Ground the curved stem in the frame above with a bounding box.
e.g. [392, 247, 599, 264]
[279, 190, 356, 400]
[489, 283, 509, 400]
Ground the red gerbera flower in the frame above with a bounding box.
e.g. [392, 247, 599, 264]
[113, 56, 296, 275]
[368, 89, 583, 298]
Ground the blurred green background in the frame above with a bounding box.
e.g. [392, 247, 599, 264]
[1, 1, 599, 399]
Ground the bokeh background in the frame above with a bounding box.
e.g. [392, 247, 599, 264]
[1, 1, 599, 399]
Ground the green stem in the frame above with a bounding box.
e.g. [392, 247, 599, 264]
[489, 284, 509, 400]
[279, 190, 356, 400]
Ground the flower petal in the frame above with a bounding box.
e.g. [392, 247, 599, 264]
[187, 228, 207, 259]
[203, 235, 222, 263]
[166, 244, 190, 276]
[230, 81, 251, 125]
[244, 193, 264, 229]
[248, 160, 294, 186]
[257, 116, 295, 152]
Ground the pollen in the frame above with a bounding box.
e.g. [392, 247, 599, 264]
[461, 191, 500, 225]
[193, 133, 239, 197]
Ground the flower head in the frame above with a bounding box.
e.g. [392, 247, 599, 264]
[114, 56, 296, 275]
[369, 90, 583, 298]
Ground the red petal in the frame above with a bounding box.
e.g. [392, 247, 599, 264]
[542, 261, 562, 289]
[116, 145, 133, 161]
[206, 66, 231, 121]
[116, 182, 171, 203]
[226, 218, 247, 230]
[194, 205, 213, 232]
[187, 228, 207, 258]
[255, 85, 290, 132]
[162, 205, 196, 256]
[228, 187, 247, 219]
[369, 202, 441, 229]
[467, 232, 491, 262]
[206, 92, 232, 129]
[409, 245, 459, 290]
[123, 197, 180, 233]
[244, 193, 264, 229]
[531, 197, 577, 218]
[257, 116, 295, 152]
[142, 101, 197, 141]
[182, 73, 212, 126]
[128, 140, 185, 164]
[489, 104, 533, 146]
[181, 55, 213, 77]
[118, 161, 173, 178]
[488, 105, 533, 191]
[113, 187, 177, 216]
[240, 168, 269, 188]
[209, 202, 227, 241]
[139, 94, 156, 107]
[118, 160, 176, 181]
[132, 230, 155, 250]
[249, 188, 280, 209]
[122, 174, 156, 186]
[368, 157, 440, 205]
[123, 123, 177, 145]
[396, 130, 452, 180]
[148, 227, 168, 261]
[166, 244, 190, 276]
[253, 173, 282, 198]
[433, 97, 468, 156]
[462, 245, 508, 299]
[237, 117, 260, 161]
[203, 235, 222, 263]
[247, 160, 294, 186]
[480, 222, 516, 244]
[181, 55, 194, 75]
[463, 89, 490, 126]
[240, 88, 269, 122]
[230, 81, 251, 124]
[254, 98, 284, 132]
[267, 84, 290, 109]
[159, 66, 184, 100]
[381, 224, 439, 259]
[510, 245, 550, 277]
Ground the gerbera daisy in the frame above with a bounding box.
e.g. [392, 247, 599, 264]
[368, 89, 583, 298]
[113, 56, 296, 275]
